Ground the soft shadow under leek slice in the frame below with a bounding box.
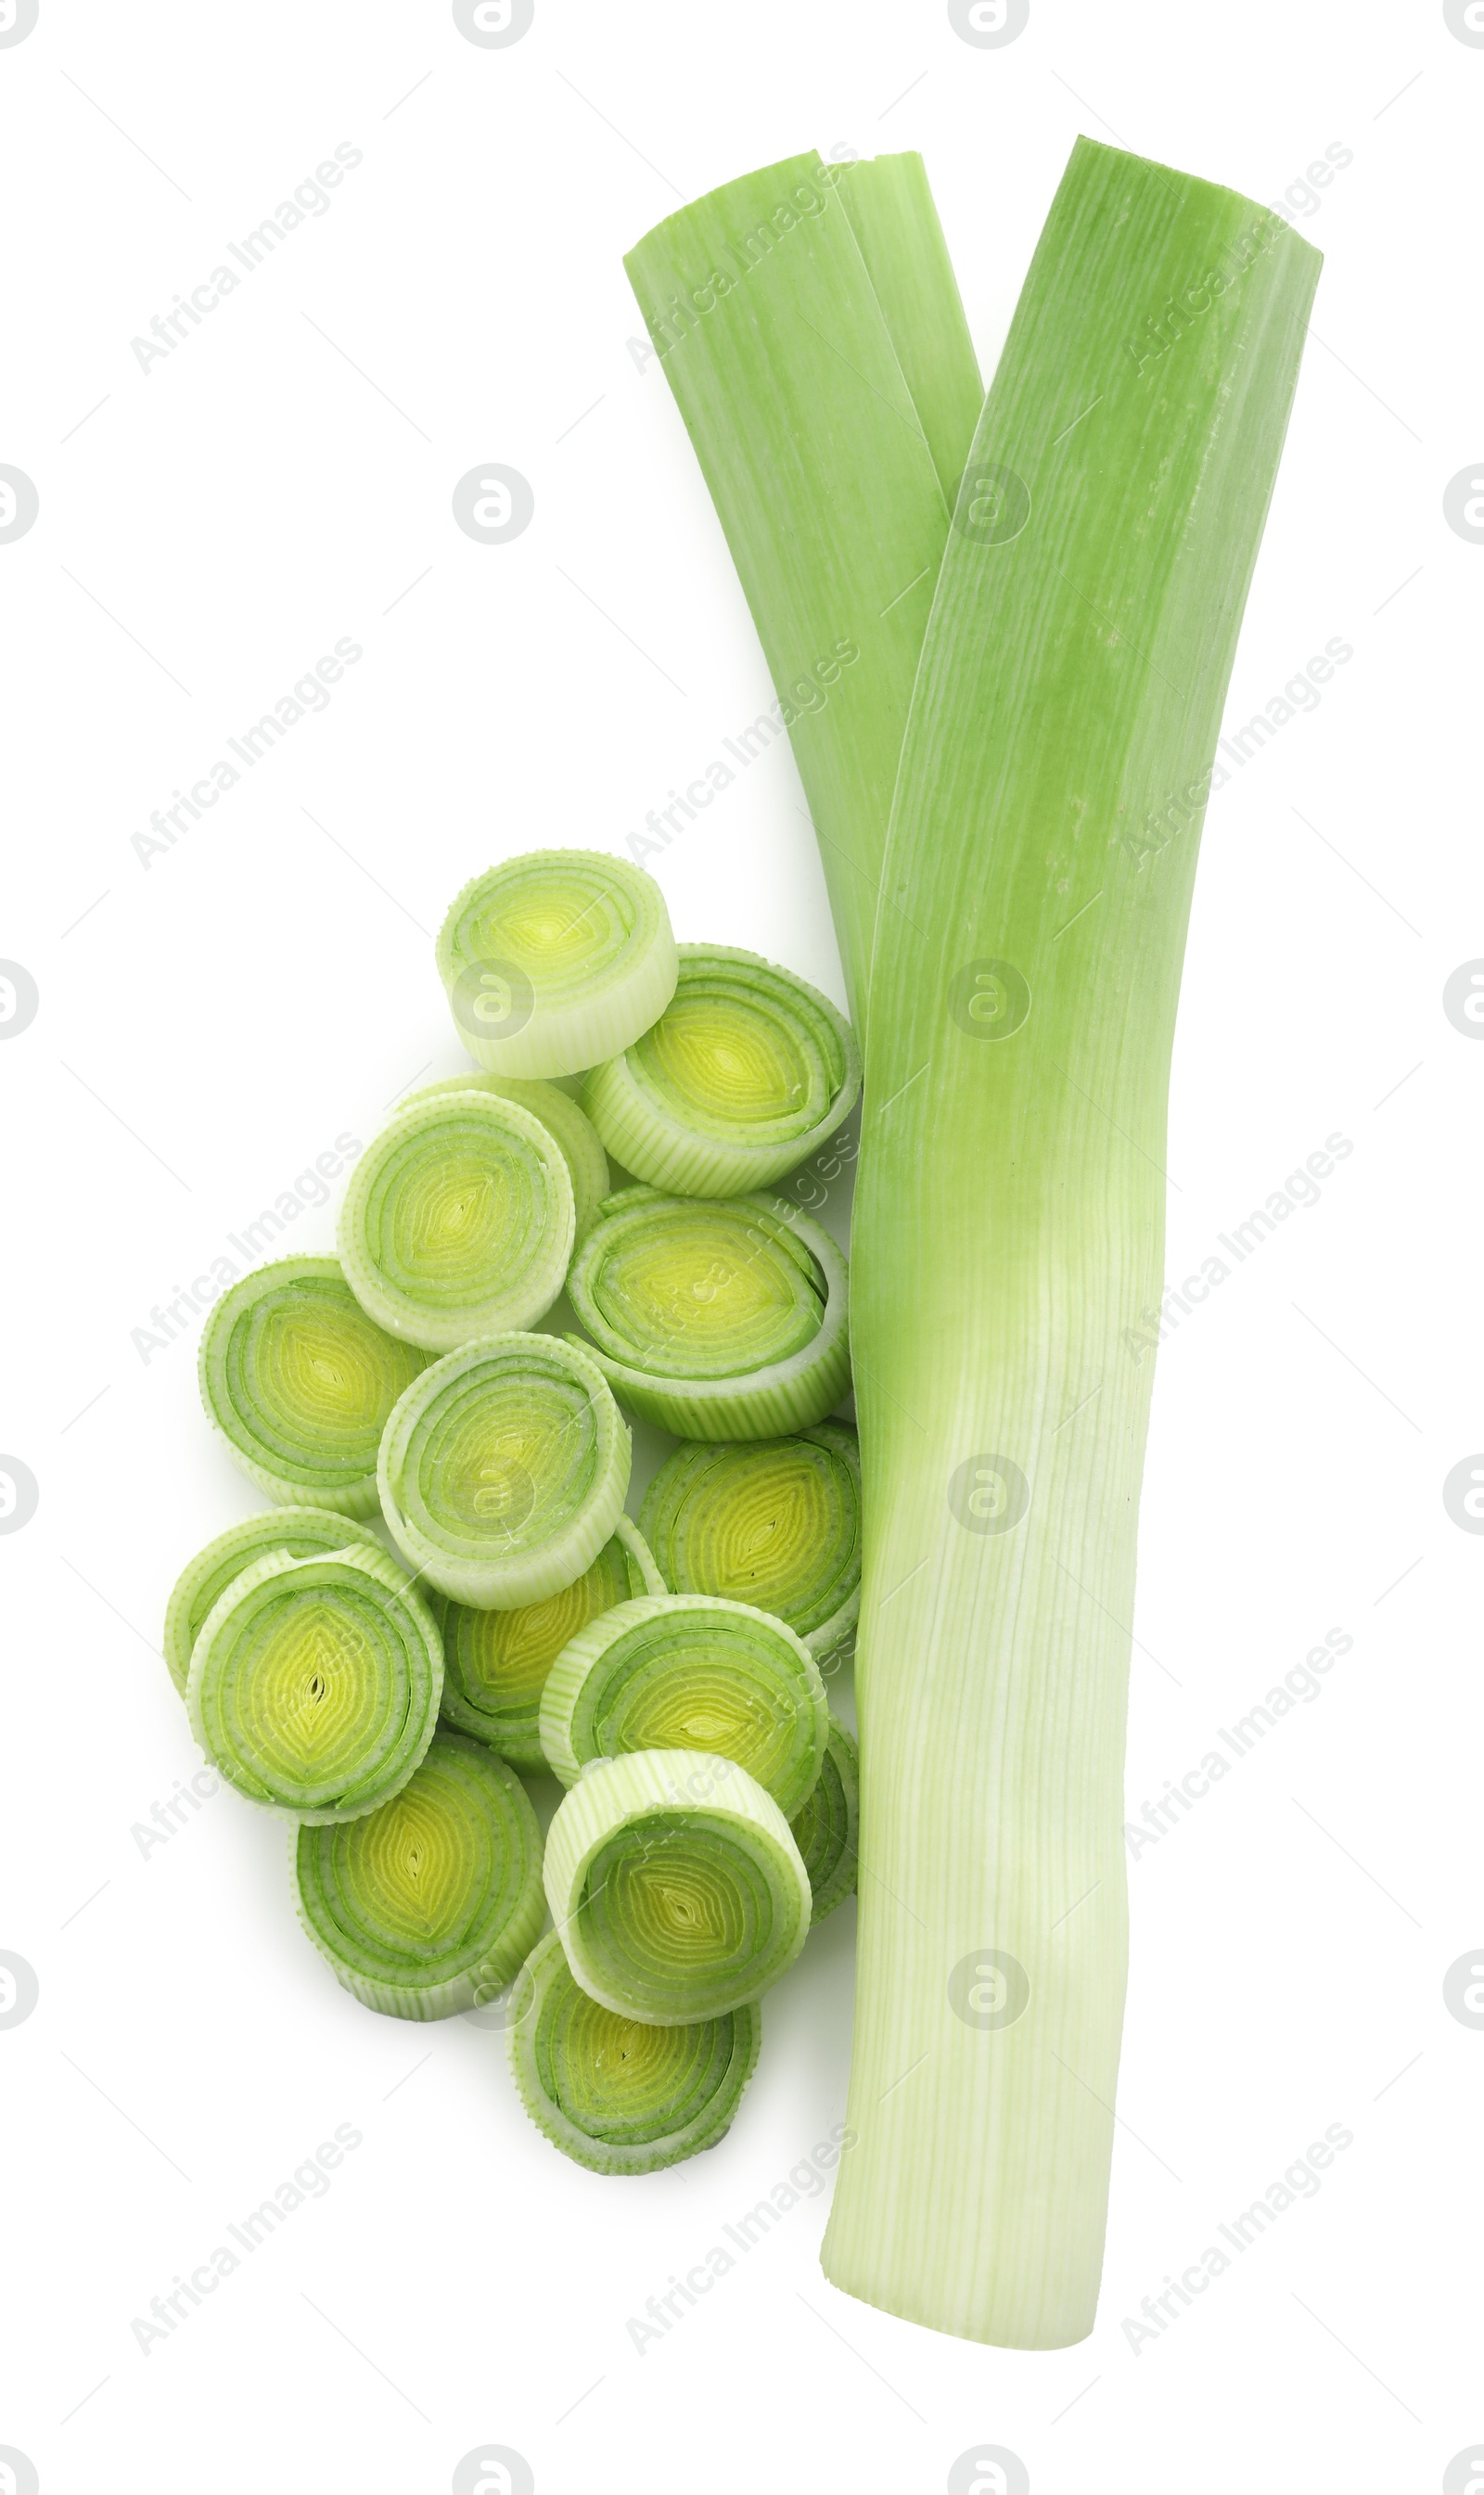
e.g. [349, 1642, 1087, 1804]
[441, 1514, 662, 1770]
[788, 1716, 859, 1924]
[544, 1747, 811, 2022]
[339, 1092, 575, 1352]
[291, 1730, 544, 2018]
[581, 944, 860, 1197]
[408, 1073, 610, 1235]
[507, 1927, 761, 2174]
[163, 1505, 386, 1696]
[186, 1542, 443, 1822]
[567, 1188, 849, 1439]
[198, 1257, 429, 1518]
[377, 1332, 631, 1607]
[540, 1593, 827, 1818]
[639, 1422, 861, 1658]
[437, 849, 677, 1078]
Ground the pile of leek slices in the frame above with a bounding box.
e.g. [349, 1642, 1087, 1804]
[168, 851, 863, 2175]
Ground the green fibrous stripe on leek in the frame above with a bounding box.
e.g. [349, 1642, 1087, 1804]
[199, 1259, 429, 1518]
[507, 1928, 761, 2175]
[820, 141, 1321, 2348]
[163, 1506, 386, 1696]
[409, 1073, 610, 1235]
[581, 945, 860, 1198]
[640, 1422, 861, 1658]
[539, 1593, 828, 1818]
[441, 1514, 663, 1771]
[291, 1730, 544, 2018]
[377, 1333, 631, 1607]
[339, 1093, 575, 1352]
[625, 153, 978, 1026]
[544, 1748, 811, 2022]
[187, 1542, 443, 1822]
[567, 1188, 849, 1439]
[789, 1716, 858, 1924]
[437, 850, 677, 1078]
[832, 152, 981, 502]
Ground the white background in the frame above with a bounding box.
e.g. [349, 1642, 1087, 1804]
[1, 2, 1478, 2489]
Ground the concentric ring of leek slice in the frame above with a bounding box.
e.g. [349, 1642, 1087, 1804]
[544, 1748, 812, 2022]
[788, 1717, 859, 1923]
[407, 1074, 610, 1235]
[163, 1505, 386, 1696]
[198, 1257, 429, 1518]
[566, 1188, 850, 1440]
[581, 943, 861, 1197]
[441, 1514, 663, 1771]
[507, 1927, 761, 2174]
[338, 1093, 575, 1353]
[186, 1542, 443, 1822]
[377, 1332, 631, 1607]
[639, 1422, 861, 1657]
[436, 849, 678, 1079]
[540, 1593, 828, 1819]
[291, 1730, 544, 2018]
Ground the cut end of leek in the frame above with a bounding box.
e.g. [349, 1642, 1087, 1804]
[441, 1514, 663, 1770]
[568, 1188, 850, 1440]
[539, 1592, 828, 1819]
[789, 1716, 859, 1923]
[186, 1542, 443, 1822]
[407, 1073, 610, 1235]
[544, 1746, 812, 2023]
[640, 1422, 861, 1657]
[198, 1258, 428, 1518]
[162, 1505, 386, 1697]
[339, 1092, 575, 1352]
[377, 1332, 632, 1608]
[507, 1927, 761, 2174]
[436, 849, 677, 1078]
[581, 943, 860, 1198]
[292, 1730, 544, 2018]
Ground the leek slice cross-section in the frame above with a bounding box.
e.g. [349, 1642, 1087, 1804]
[292, 1730, 544, 2019]
[640, 1423, 861, 1658]
[789, 1716, 859, 1924]
[163, 1505, 385, 1697]
[186, 1542, 443, 1823]
[339, 1092, 575, 1352]
[540, 1593, 828, 1819]
[377, 1333, 631, 1607]
[408, 1073, 610, 1235]
[567, 1188, 850, 1439]
[441, 1514, 663, 1771]
[544, 1747, 812, 2022]
[581, 944, 861, 1198]
[437, 849, 678, 1079]
[198, 1257, 428, 1519]
[507, 1927, 761, 2174]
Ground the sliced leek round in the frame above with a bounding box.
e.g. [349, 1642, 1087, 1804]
[163, 1505, 385, 1697]
[437, 849, 677, 1078]
[581, 943, 860, 1196]
[198, 1258, 428, 1518]
[291, 1730, 544, 2018]
[186, 1542, 443, 1822]
[338, 1092, 575, 1352]
[566, 1188, 850, 1439]
[507, 1927, 761, 2173]
[788, 1716, 859, 1923]
[540, 1593, 828, 1818]
[544, 1747, 811, 2022]
[377, 1333, 630, 1607]
[441, 1514, 662, 1770]
[639, 1422, 861, 1658]
[409, 1073, 610, 1235]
